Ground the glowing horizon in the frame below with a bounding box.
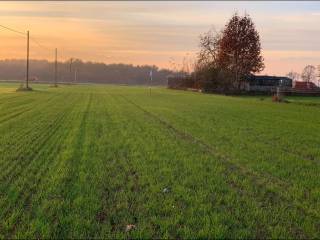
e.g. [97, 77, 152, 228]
[1, 1, 320, 75]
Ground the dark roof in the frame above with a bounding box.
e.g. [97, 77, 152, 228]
[249, 75, 292, 81]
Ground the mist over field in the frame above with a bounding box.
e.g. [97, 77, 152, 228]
[0, 59, 174, 85]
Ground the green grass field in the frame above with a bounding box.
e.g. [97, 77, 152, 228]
[0, 83, 319, 239]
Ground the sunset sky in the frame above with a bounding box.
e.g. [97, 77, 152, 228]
[1, 1, 320, 75]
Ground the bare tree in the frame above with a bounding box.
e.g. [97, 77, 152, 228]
[286, 71, 300, 82]
[198, 27, 222, 67]
[180, 53, 196, 75]
[301, 65, 316, 83]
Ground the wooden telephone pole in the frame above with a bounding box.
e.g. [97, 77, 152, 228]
[54, 48, 58, 87]
[149, 69, 152, 96]
[26, 30, 30, 89]
[69, 58, 73, 83]
[74, 68, 77, 83]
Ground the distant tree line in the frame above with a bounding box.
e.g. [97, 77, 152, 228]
[0, 59, 176, 86]
[168, 13, 265, 94]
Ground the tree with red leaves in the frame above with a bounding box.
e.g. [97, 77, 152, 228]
[218, 13, 265, 91]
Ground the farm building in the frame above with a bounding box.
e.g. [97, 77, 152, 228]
[293, 81, 319, 91]
[245, 75, 292, 92]
[289, 81, 320, 96]
[167, 74, 294, 93]
[246, 76, 320, 95]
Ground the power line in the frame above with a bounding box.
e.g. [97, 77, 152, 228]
[1, 23, 76, 87]
[0, 24, 26, 36]
[0, 24, 51, 52]
[30, 37, 51, 51]
[0, 23, 73, 60]
[54, 48, 58, 87]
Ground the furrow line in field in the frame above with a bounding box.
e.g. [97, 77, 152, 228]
[91, 93, 124, 233]
[138, 96, 318, 208]
[0, 93, 62, 143]
[151, 106, 319, 199]
[0, 92, 61, 129]
[62, 93, 92, 198]
[0, 98, 76, 196]
[231, 113, 320, 164]
[3, 118, 72, 237]
[4, 97, 81, 238]
[0, 96, 79, 236]
[0, 93, 43, 113]
[0, 94, 25, 104]
[62, 94, 113, 238]
[119, 95, 319, 237]
[35, 94, 92, 238]
[109, 93, 285, 238]
[0, 126, 67, 185]
[0, 95, 75, 195]
[0, 91, 39, 104]
[0, 97, 36, 114]
[215, 111, 320, 165]
[165, 96, 320, 166]
[290, 101, 320, 108]
[97, 154, 141, 237]
[0, 107, 36, 125]
[94, 93, 144, 238]
[119, 95, 289, 188]
[0, 92, 71, 170]
[0, 94, 77, 187]
[153, 109, 319, 216]
[169, 102, 320, 166]
[9, 95, 89, 238]
[246, 132, 320, 165]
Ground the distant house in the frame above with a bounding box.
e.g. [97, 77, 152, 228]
[293, 81, 319, 91]
[245, 75, 292, 92]
[30, 76, 39, 82]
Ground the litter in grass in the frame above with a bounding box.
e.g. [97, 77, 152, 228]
[125, 224, 136, 232]
[163, 187, 170, 193]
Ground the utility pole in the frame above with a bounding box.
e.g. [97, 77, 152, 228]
[149, 69, 153, 96]
[69, 58, 73, 83]
[54, 48, 58, 87]
[26, 30, 29, 89]
[74, 68, 77, 83]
